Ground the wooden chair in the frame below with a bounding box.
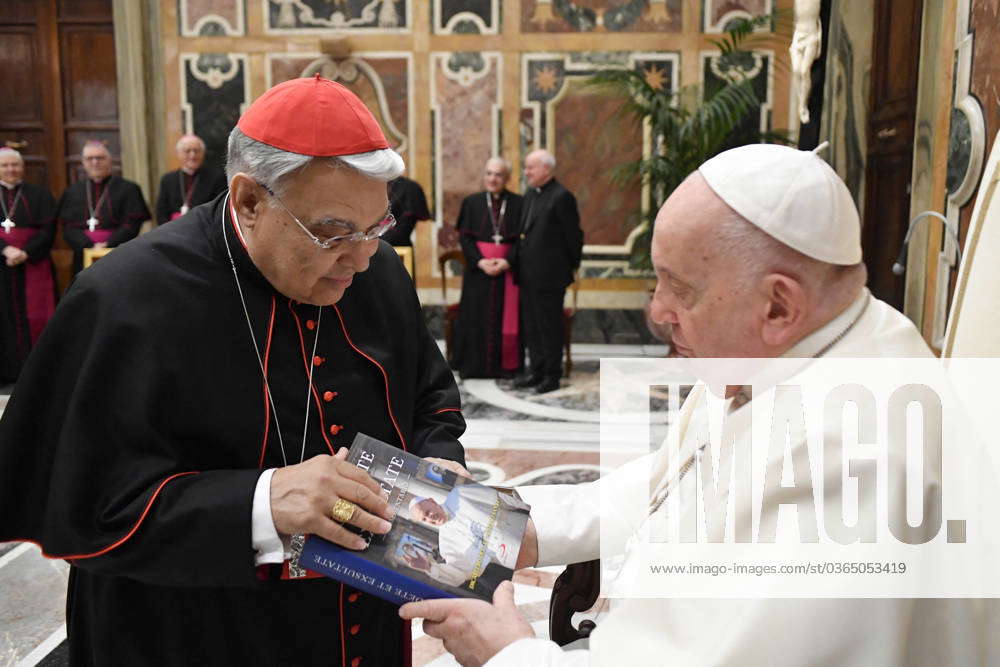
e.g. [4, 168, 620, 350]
[394, 246, 414, 279]
[563, 276, 580, 377]
[438, 250, 465, 360]
[548, 558, 600, 646]
[82, 247, 113, 269]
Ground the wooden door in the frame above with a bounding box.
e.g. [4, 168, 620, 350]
[0, 0, 118, 291]
[861, 0, 924, 310]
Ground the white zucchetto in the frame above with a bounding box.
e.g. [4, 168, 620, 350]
[698, 142, 862, 265]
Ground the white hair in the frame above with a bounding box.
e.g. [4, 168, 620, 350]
[528, 149, 556, 169]
[225, 126, 404, 196]
[176, 134, 205, 151]
[0, 148, 23, 164]
[486, 156, 511, 175]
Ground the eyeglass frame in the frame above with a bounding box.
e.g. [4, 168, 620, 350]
[255, 181, 397, 249]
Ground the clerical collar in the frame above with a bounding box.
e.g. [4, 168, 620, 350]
[89, 175, 112, 186]
[783, 288, 871, 359]
[0, 180, 18, 190]
[181, 167, 197, 176]
[532, 177, 555, 194]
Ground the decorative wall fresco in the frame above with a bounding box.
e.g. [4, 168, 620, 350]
[521, 0, 681, 33]
[178, 0, 246, 36]
[703, 0, 772, 33]
[431, 52, 503, 230]
[521, 52, 678, 276]
[434, 0, 500, 34]
[702, 49, 774, 139]
[266, 53, 412, 159]
[180, 53, 249, 172]
[265, 0, 409, 32]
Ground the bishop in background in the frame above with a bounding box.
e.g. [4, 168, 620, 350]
[451, 157, 524, 379]
[58, 140, 150, 274]
[0, 75, 467, 665]
[154, 133, 228, 224]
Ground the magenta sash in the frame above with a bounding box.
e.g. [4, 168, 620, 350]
[3, 226, 55, 344]
[476, 241, 519, 371]
[84, 229, 113, 245]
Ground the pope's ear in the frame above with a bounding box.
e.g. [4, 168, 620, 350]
[229, 173, 265, 228]
[759, 273, 807, 348]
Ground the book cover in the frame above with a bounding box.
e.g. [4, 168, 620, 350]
[300, 433, 531, 605]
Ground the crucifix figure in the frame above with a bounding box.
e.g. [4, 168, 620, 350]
[1, 219, 13, 234]
[87, 217, 99, 232]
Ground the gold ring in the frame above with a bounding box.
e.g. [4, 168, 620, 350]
[330, 498, 357, 523]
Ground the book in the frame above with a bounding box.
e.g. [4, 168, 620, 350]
[300, 433, 531, 605]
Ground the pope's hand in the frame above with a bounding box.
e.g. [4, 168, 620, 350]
[424, 457, 472, 479]
[399, 580, 534, 667]
[270, 449, 394, 550]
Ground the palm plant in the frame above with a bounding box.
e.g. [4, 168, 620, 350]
[589, 14, 789, 269]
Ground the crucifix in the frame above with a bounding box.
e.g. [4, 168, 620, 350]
[87, 217, 99, 232]
[1, 219, 13, 234]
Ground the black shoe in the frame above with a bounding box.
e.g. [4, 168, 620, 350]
[535, 377, 561, 394]
[512, 373, 543, 389]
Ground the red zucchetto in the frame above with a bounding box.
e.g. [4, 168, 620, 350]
[237, 73, 389, 157]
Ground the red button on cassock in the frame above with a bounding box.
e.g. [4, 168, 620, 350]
[312, 356, 324, 366]
[306, 319, 316, 330]
[348, 592, 360, 602]
[351, 658, 362, 667]
[323, 391, 338, 402]
[350, 624, 360, 636]
[330, 424, 343, 435]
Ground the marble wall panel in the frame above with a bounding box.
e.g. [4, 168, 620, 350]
[702, 50, 774, 140]
[266, 54, 411, 159]
[178, 0, 245, 36]
[434, 0, 499, 34]
[521, 0, 681, 33]
[265, 0, 409, 32]
[431, 52, 503, 231]
[958, 1, 1000, 241]
[180, 53, 248, 172]
[522, 52, 677, 261]
[703, 0, 771, 33]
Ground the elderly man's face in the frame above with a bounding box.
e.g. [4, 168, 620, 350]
[82, 145, 113, 181]
[523, 152, 552, 189]
[483, 160, 509, 195]
[240, 161, 386, 306]
[0, 154, 24, 185]
[649, 175, 765, 359]
[177, 138, 205, 172]
[412, 498, 448, 526]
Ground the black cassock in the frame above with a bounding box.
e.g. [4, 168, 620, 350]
[0, 193, 466, 665]
[58, 175, 151, 273]
[0, 182, 58, 381]
[154, 167, 228, 224]
[384, 176, 430, 247]
[451, 189, 524, 378]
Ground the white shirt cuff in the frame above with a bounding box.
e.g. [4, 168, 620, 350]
[485, 638, 588, 667]
[251, 468, 287, 565]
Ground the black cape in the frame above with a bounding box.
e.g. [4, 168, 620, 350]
[384, 176, 430, 247]
[451, 190, 524, 378]
[0, 192, 466, 665]
[0, 182, 57, 381]
[58, 175, 151, 273]
[154, 167, 228, 225]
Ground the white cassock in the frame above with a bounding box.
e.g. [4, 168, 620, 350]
[430, 485, 523, 587]
[486, 289, 998, 666]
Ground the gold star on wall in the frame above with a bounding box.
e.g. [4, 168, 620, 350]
[643, 64, 667, 91]
[533, 65, 560, 94]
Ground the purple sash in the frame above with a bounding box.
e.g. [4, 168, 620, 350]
[476, 241, 519, 371]
[3, 227, 55, 344]
[84, 229, 113, 244]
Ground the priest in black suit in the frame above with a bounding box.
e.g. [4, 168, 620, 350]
[511, 149, 583, 393]
[58, 140, 151, 274]
[452, 157, 524, 378]
[0, 76, 466, 666]
[154, 134, 228, 224]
